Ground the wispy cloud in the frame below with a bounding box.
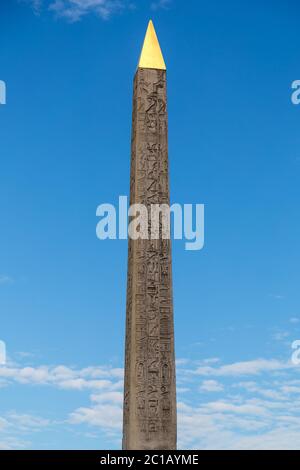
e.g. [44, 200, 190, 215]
[2, 354, 300, 449]
[193, 358, 293, 377]
[269, 294, 285, 300]
[24, 0, 133, 22]
[0, 275, 14, 285]
[200, 380, 224, 393]
[50, 0, 128, 22]
[21, 0, 42, 14]
[177, 399, 300, 450]
[151, 0, 172, 11]
[272, 331, 290, 342]
[0, 363, 123, 390]
[0, 411, 49, 450]
[0, 437, 31, 451]
[66, 357, 300, 449]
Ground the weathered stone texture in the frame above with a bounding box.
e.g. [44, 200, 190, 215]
[122, 68, 177, 450]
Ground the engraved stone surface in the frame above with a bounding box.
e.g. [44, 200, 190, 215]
[122, 66, 177, 450]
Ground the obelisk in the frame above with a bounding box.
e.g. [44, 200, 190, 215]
[123, 21, 177, 450]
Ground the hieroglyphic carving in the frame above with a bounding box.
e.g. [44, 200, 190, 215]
[123, 68, 176, 450]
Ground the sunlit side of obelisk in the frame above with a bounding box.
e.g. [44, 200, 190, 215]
[122, 21, 177, 450]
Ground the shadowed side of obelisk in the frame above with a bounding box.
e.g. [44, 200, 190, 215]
[123, 21, 177, 451]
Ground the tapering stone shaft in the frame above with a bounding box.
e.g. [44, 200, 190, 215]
[122, 67, 177, 450]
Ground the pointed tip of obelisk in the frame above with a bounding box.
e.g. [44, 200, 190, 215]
[138, 20, 166, 71]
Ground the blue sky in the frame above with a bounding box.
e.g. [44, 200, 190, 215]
[0, 0, 300, 450]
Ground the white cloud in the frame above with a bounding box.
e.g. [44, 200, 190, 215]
[193, 359, 293, 377]
[204, 400, 269, 417]
[202, 358, 221, 365]
[20, 0, 42, 14]
[0, 418, 8, 430]
[234, 381, 286, 401]
[176, 358, 190, 366]
[269, 294, 285, 300]
[290, 317, 300, 324]
[0, 363, 124, 391]
[0, 411, 50, 450]
[69, 404, 122, 430]
[177, 393, 300, 449]
[6, 413, 49, 431]
[175, 356, 300, 449]
[62, 357, 300, 449]
[24, 0, 133, 22]
[151, 0, 172, 11]
[0, 437, 31, 450]
[2, 355, 300, 449]
[200, 380, 224, 393]
[90, 391, 123, 404]
[0, 275, 14, 285]
[272, 331, 290, 342]
[177, 387, 190, 394]
[178, 401, 300, 450]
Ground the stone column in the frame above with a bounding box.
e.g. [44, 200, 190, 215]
[122, 21, 177, 451]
